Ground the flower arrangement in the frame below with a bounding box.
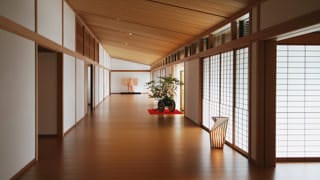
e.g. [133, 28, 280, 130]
[145, 76, 180, 100]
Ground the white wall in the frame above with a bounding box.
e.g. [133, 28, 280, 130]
[111, 58, 150, 70]
[111, 72, 150, 93]
[184, 58, 200, 124]
[38, 0, 62, 44]
[260, 0, 320, 30]
[99, 44, 104, 65]
[38, 52, 58, 135]
[0, 30, 35, 179]
[104, 70, 109, 97]
[95, 66, 100, 106]
[166, 66, 172, 76]
[76, 59, 85, 122]
[0, 0, 35, 31]
[105, 52, 111, 69]
[63, 1, 75, 51]
[63, 54, 75, 133]
[174, 63, 184, 111]
[99, 68, 104, 102]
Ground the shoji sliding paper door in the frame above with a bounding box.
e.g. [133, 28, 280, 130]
[202, 57, 211, 129]
[209, 55, 221, 129]
[220, 52, 234, 142]
[235, 48, 249, 152]
[276, 45, 320, 158]
[202, 48, 249, 154]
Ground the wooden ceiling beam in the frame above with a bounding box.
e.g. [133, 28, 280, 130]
[146, 0, 228, 18]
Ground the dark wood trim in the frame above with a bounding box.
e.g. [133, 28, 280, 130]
[257, 3, 261, 32]
[109, 70, 111, 97]
[277, 158, 320, 162]
[147, 0, 227, 18]
[84, 63, 88, 114]
[278, 32, 320, 45]
[11, 159, 37, 180]
[38, 135, 59, 137]
[35, 0, 38, 33]
[232, 49, 237, 145]
[264, 40, 277, 167]
[92, 65, 96, 111]
[111, 70, 151, 72]
[58, 53, 64, 138]
[197, 59, 202, 126]
[248, 43, 253, 162]
[74, 57, 77, 125]
[62, 0, 64, 47]
[35, 44, 39, 160]
[199, 58, 203, 126]
[254, 40, 266, 167]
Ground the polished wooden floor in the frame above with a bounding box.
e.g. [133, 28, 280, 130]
[21, 95, 320, 180]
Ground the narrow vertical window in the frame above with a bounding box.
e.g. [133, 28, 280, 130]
[235, 47, 249, 152]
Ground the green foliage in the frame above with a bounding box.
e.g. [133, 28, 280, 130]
[145, 76, 180, 100]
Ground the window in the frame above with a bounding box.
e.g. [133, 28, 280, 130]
[202, 57, 210, 128]
[220, 52, 234, 142]
[235, 48, 249, 152]
[209, 55, 221, 129]
[202, 47, 249, 154]
[276, 45, 320, 158]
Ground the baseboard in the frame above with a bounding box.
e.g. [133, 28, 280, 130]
[11, 158, 37, 180]
[63, 124, 76, 137]
[38, 134, 59, 137]
[76, 115, 87, 125]
[184, 116, 201, 126]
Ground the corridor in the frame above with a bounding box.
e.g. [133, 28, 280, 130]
[20, 95, 319, 180]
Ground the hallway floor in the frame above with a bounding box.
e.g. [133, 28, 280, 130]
[20, 95, 320, 180]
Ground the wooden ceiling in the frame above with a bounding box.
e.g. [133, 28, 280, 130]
[67, 0, 249, 65]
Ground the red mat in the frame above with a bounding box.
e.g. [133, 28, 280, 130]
[148, 109, 183, 115]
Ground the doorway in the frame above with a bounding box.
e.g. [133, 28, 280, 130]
[37, 45, 63, 160]
[174, 63, 185, 111]
[87, 64, 94, 112]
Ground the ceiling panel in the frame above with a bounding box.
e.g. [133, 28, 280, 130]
[67, 0, 249, 65]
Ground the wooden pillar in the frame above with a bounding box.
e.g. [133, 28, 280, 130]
[250, 40, 276, 167]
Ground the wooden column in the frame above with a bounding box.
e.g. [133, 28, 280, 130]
[250, 40, 276, 167]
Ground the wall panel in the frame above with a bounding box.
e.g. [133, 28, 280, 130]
[111, 72, 150, 93]
[0, 0, 35, 31]
[260, 0, 320, 30]
[76, 59, 85, 122]
[0, 30, 35, 179]
[63, 2, 75, 51]
[185, 58, 200, 124]
[111, 58, 150, 70]
[38, 0, 62, 44]
[38, 52, 58, 135]
[63, 54, 75, 133]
